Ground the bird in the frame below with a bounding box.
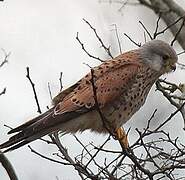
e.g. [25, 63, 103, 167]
[0, 40, 177, 152]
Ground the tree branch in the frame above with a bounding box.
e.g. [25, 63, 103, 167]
[0, 151, 18, 180]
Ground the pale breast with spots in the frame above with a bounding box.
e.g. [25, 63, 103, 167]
[102, 67, 160, 130]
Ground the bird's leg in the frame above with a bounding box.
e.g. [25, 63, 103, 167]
[115, 127, 129, 149]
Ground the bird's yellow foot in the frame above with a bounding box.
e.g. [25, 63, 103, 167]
[115, 127, 129, 149]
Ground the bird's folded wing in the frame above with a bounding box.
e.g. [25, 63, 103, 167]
[54, 62, 141, 115]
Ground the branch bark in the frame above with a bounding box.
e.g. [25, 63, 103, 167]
[0, 151, 18, 180]
[139, 0, 185, 49]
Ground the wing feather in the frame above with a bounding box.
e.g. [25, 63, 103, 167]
[54, 51, 141, 115]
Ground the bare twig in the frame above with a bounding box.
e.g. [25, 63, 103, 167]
[85, 135, 111, 167]
[139, 21, 153, 40]
[177, 50, 185, 56]
[155, 102, 185, 132]
[0, 88, 6, 96]
[59, 72, 63, 91]
[111, 24, 122, 54]
[47, 82, 53, 100]
[76, 32, 104, 62]
[0, 49, 10, 68]
[154, 16, 185, 38]
[171, 18, 185, 46]
[156, 79, 185, 129]
[124, 33, 141, 47]
[50, 133, 94, 179]
[153, 13, 162, 39]
[89, 67, 115, 136]
[177, 62, 185, 69]
[83, 18, 113, 59]
[4, 124, 13, 130]
[28, 145, 72, 165]
[26, 67, 42, 114]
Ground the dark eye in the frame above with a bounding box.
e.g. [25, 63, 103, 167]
[163, 54, 169, 61]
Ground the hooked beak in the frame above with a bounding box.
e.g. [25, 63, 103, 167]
[170, 64, 176, 72]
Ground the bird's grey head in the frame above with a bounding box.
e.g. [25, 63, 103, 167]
[139, 40, 178, 74]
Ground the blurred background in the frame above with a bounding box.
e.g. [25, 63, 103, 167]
[0, 0, 185, 179]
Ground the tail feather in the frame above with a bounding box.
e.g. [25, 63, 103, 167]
[3, 140, 31, 153]
[8, 108, 54, 134]
[0, 131, 25, 149]
[0, 109, 55, 152]
[0, 108, 84, 152]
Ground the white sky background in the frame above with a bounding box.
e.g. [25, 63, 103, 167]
[0, 0, 185, 179]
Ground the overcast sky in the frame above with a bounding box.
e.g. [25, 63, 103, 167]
[0, 0, 185, 179]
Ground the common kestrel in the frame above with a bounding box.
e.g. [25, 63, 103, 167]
[0, 40, 177, 152]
